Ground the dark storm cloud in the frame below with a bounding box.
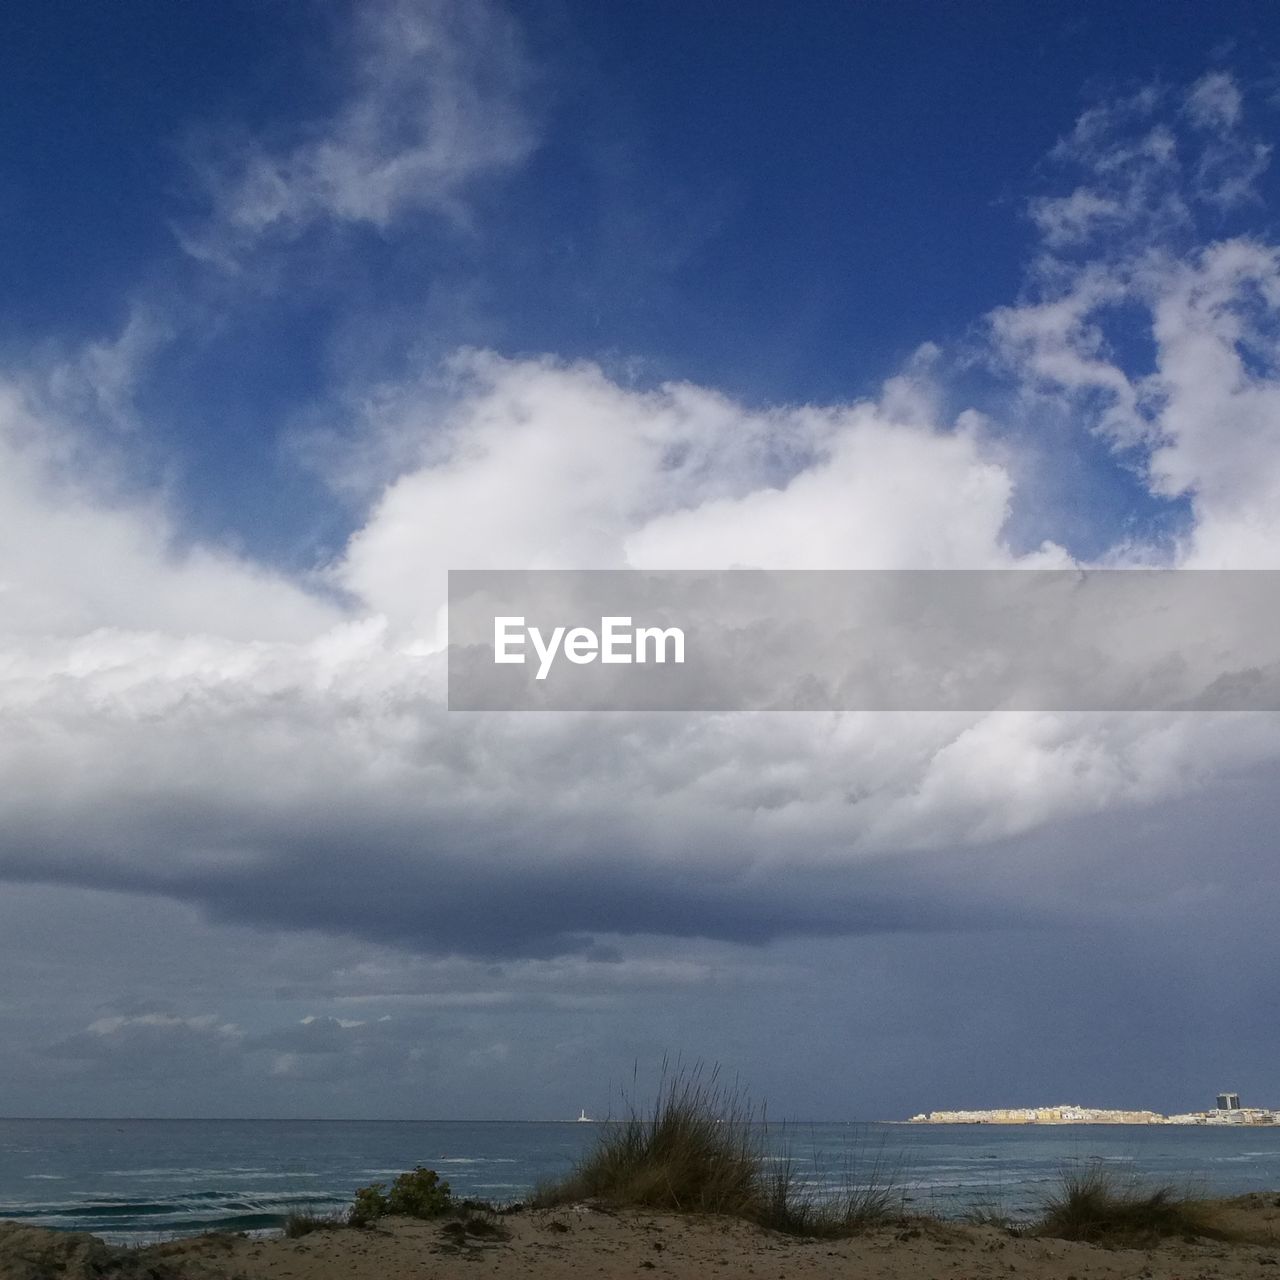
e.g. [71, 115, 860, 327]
[0, 770, 1060, 961]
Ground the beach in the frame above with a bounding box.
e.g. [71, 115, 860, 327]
[4, 1195, 1280, 1280]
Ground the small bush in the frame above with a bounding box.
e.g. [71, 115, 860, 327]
[348, 1167, 454, 1227]
[387, 1166, 453, 1217]
[1036, 1164, 1226, 1247]
[348, 1183, 389, 1228]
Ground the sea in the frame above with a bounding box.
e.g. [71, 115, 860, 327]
[3, 1118, 1280, 1243]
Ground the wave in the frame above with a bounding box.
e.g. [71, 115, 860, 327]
[357, 1158, 517, 1172]
[105, 1167, 318, 1178]
[435, 1157, 518, 1165]
[0, 1186, 349, 1242]
[908, 1174, 1059, 1190]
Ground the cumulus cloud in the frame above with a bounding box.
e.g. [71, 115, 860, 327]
[2, 70, 1280, 1005]
[993, 74, 1280, 567]
[3, 363, 1279, 968]
[332, 350, 1064, 647]
[0, 383, 339, 639]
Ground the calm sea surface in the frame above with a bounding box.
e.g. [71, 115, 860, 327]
[3, 1119, 1280, 1242]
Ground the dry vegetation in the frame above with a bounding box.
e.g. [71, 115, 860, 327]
[1034, 1163, 1233, 1247]
[533, 1062, 907, 1237]
[285, 1075, 1267, 1254]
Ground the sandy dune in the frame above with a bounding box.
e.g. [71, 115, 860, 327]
[4, 1195, 1280, 1280]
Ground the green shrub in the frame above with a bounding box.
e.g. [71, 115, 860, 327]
[348, 1183, 389, 1228]
[387, 1166, 453, 1218]
[348, 1167, 454, 1227]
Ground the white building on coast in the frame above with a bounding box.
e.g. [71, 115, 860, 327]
[909, 1092, 1278, 1125]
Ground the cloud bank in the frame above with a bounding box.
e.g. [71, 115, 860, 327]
[3, 57, 1280, 1111]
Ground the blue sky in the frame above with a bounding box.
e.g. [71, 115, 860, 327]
[7, 0, 1274, 563]
[2, 1, 1280, 1119]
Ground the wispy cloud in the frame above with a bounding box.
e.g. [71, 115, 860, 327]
[1028, 72, 1270, 252]
[181, 0, 538, 266]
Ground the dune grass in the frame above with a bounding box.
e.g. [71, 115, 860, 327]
[756, 1159, 907, 1236]
[535, 1063, 764, 1215]
[282, 1209, 346, 1238]
[534, 1060, 906, 1237]
[963, 1203, 1022, 1234]
[1034, 1163, 1229, 1247]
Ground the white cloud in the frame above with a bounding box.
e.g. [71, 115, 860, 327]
[1031, 90, 1188, 252]
[86, 1012, 241, 1039]
[1029, 188, 1127, 250]
[1183, 73, 1271, 210]
[0, 383, 340, 640]
[184, 0, 536, 263]
[333, 350, 1066, 644]
[1028, 72, 1271, 252]
[1186, 71, 1243, 131]
[43, 306, 173, 434]
[992, 249, 1280, 567]
[991, 73, 1280, 566]
[2, 329, 1279, 968]
[2, 70, 1280, 980]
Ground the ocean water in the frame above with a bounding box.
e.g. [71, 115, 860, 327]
[3, 1118, 1280, 1243]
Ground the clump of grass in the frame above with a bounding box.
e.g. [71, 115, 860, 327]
[436, 1205, 512, 1253]
[535, 1059, 906, 1237]
[282, 1210, 345, 1238]
[536, 1062, 764, 1216]
[755, 1145, 907, 1237]
[963, 1203, 1022, 1235]
[1035, 1164, 1228, 1247]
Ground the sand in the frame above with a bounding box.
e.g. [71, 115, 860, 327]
[4, 1195, 1280, 1280]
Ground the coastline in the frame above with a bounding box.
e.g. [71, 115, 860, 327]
[908, 1103, 1279, 1126]
[7, 1115, 1280, 1241]
[4, 1196, 1280, 1280]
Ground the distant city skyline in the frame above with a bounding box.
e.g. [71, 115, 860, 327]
[910, 1092, 1278, 1126]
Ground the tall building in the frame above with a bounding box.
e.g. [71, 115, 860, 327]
[1217, 1092, 1241, 1111]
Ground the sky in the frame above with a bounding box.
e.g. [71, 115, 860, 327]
[2, 0, 1280, 1120]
